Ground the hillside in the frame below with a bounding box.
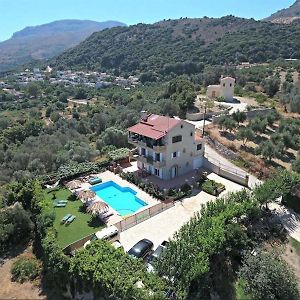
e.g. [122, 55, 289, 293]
[0, 20, 126, 72]
[53, 16, 300, 76]
[265, 0, 300, 24]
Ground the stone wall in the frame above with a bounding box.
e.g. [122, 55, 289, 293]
[186, 108, 229, 121]
[212, 108, 275, 124]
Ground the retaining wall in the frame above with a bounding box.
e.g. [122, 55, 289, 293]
[203, 158, 249, 187]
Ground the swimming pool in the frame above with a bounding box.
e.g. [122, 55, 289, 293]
[90, 181, 147, 216]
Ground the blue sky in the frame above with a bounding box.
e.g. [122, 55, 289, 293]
[0, 0, 295, 41]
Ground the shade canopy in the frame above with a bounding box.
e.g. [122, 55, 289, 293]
[66, 180, 82, 190]
[77, 190, 96, 202]
[87, 201, 109, 215]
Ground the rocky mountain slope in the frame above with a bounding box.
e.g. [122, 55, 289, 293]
[265, 0, 300, 24]
[0, 20, 126, 72]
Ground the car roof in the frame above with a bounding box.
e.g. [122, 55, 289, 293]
[151, 245, 164, 258]
[95, 225, 118, 239]
[128, 239, 153, 255]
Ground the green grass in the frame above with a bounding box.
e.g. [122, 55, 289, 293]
[235, 279, 252, 300]
[290, 237, 300, 256]
[44, 188, 105, 248]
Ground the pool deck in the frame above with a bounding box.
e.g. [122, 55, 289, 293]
[77, 171, 160, 226]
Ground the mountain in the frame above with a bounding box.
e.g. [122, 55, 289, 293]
[0, 20, 126, 72]
[265, 0, 300, 24]
[53, 16, 300, 76]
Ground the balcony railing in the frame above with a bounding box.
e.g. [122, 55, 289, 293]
[137, 154, 166, 168]
[128, 135, 165, 151]
[153, 144, 167, 152]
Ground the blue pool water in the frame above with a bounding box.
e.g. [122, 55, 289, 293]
[90, 181, 147, 216]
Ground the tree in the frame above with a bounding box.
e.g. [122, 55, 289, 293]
[257, 140, 277, 162]
[74, 87, 87, 99]
[250, 118, 267, 134]
[27, 83, 40, 98]
[218, 116, 237, 133]
[238, 251, 299, 300]
[292, 156, 300, 173]
[58, 92, 68, 103]
[0, 204, 34, 253]
[253, 180, 278, 209]
[237, 127, 255, 146]
[261, 77, 280, 97]
[223, 118, 237, 133]
[100, 127, 127, 148]
[232, 110, 247, 125]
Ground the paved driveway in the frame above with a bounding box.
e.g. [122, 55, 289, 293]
[120, 173, 245, 251]
[270, 203, 300, 242]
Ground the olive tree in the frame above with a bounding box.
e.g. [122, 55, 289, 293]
[238, 251, 299, 300]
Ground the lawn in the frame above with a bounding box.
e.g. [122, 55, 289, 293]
[235, 279, 252, 300]
[44, 188, 105, 248]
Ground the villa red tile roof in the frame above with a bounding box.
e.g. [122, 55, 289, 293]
[128, 114, 181, 140]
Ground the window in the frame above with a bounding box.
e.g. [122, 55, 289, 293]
[172, 152, 177, 158]
[190, 132, 193, 136]
[172, 135, 182, 144]
[230, 83, 232, 87]
[181, 124, 183, 128]
[141, 148, 146, 156]
[197, 144, 202, 151]
[155, 153, 160, 162]
[155, 168, 160, 176]
[223, 83, 225, 87]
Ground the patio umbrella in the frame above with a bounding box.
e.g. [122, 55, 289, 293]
[77, 190, 96, 202]
[66, 180, 82, 190]
[87, 201, 109, 216]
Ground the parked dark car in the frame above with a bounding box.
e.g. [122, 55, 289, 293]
[147, 240, 168, 272]
[128, 239, 153, 259]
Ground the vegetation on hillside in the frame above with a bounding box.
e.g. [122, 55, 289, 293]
[53, 16, 300, 76]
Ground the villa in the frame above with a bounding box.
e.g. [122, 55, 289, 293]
[206, 76, 235, 102]
[128, 113, 205, 181]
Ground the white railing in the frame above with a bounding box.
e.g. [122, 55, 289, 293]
[113, 201, 174, 232]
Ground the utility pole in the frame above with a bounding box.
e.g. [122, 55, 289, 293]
[202, 101, 207, 138]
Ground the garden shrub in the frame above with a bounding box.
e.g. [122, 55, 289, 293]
[11, 257, 40, 283]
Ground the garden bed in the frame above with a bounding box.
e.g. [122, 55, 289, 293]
[200, 179, 225, 196]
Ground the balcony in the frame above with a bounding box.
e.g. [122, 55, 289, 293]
[137, 155, 147, 164]
[128, 135, 166, 151]
[137, 154, 166, 168]
[153, 144, 167, 152]
[153, 160, 166, 168]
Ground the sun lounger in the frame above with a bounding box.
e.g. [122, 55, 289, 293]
[60, 214, 72, 224]
[56, 200, 68, 204]
[88, 177, 102, 185]
[45, 180, 60, 190]
[65, 215, 76, 225]
[54, 202, 67, 208]
[99, 211, 114, 222]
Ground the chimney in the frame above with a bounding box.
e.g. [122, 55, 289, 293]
[140, 110, 148, 122]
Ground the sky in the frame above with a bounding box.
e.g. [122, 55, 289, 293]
[0, 0, 295, 42]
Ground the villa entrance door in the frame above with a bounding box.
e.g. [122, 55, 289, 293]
[212, 91, 216, 98]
